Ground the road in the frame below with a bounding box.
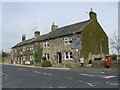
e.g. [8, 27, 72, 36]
[2, 64, 119, 88]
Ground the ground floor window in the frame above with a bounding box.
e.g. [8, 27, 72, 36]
[30, 55, 33, 61]
[23, 56, 26, 61]
[64, 52, 73, 60]
[44, 54, 50, 60]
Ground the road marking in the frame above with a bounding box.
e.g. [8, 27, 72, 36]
[58, 86, 66, 88]
[81, 73, 117, 79]
[17, 68, 27, 71]
[43, 72, 52, 76]
[103, 76, 116, 79]
[101, 72, 105, 74]
[81, 73, 94, 77]
[65, 76, 73, 80]
[78, 80, 84, 82]
[42, 86, 53, 88]
[106, 82, 109, 84]
[85, 82, 94, 87]
[34, 71, 42, 74]
[110, 83, 119, 86]
[34, 71, 52, 75]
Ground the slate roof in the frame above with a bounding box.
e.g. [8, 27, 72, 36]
[12, 20, 90, 48]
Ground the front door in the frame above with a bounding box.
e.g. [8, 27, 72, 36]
[57, 52, 62, 63]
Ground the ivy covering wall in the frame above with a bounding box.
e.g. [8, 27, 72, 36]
[81, 20, 109, 61]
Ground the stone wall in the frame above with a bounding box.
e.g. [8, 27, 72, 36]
[92, 60, 120, 68]
[42, 34, 82, 68]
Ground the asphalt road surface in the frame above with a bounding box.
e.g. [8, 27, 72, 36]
[2, 64, 119, 88]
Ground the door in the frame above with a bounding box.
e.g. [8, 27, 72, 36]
[57, 52, 62, 63]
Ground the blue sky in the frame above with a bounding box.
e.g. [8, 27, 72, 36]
[1, 2, 119, 54]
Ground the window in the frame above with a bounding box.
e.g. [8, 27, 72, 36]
[64, 37, 72, 44]
[14, 49, 17, 53]
[69, 37, 72, 44]
[30, 45, 33, 50]
[44, 54, 50, 60]
[70, 52, 73, 58]
[14, 57, 17, 61]
[64, 52, 73, 60]
[27, 47, 29, 51]
[30, 55, 33, 61]
[23, 56, 26, 61]
[20, 52, 22, 54]
[43, 42, 49, 48]
[23, 47, 26, 51]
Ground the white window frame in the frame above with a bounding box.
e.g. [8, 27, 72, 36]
[44, 54, 50, 60]
[64, 52, 73, 60]
[23, 47, 26, 51]
[14, 49, 17, 53]
[30, 55, 33, 61]
[14, 57, 17, 61]
[30, 45, 33, 50]
[23, 56, 26, 61]
[27, 47, 29, 51]
[64, 37, 72, 45]
[43, 42, 50, 48]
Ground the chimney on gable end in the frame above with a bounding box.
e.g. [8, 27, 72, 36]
[51, 22, 58, 32]
[89, 8, 97, 21]
[22, 34, 26, 41]
[34, 31, 40, 38]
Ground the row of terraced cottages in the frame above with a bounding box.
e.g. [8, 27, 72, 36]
[11, 9, 109, 68]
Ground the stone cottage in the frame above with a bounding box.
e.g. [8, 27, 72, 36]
[11, 9, 109, 68]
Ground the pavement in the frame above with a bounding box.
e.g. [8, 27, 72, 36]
[2, 63, 71, 70]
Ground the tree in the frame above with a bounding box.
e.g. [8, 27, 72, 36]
[33, 46, 43, 65]
[110, 32, 120, 59]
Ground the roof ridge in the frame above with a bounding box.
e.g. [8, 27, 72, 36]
[57, 20, 90, 30]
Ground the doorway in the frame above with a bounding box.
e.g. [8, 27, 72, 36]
[57, 52, 62, 63]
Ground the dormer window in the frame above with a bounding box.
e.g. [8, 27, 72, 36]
[43, 42, 49, 48]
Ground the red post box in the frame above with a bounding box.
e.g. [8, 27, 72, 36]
[105, 55, 110, 68]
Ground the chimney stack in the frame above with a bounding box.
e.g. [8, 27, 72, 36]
[51, 22, 58, 32]
[89, 8, 97, 21]
[22, 34, 26, 41]
[34, 31, 40, 38]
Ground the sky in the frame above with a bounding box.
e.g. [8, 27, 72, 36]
[1, 1, 119, 54]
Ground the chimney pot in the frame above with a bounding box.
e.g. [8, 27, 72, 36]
[22, 34, 26, 41]
[34, 31, 40, 38]
[51, 22, 58, 31]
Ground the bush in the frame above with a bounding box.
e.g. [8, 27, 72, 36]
[110, 54, 117, 60]
[88, 60, 92, 64]
[41, 60, 52, 67]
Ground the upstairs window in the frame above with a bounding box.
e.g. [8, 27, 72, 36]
[14, 49, 17, 53]
[23, 47, 26, 51]
[30, 45, 33, 50]
[27, 47, 29, 51]
[64, 52, 73, 60]
[43, 42, 49, 48]
[64, 37, 72, 45]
